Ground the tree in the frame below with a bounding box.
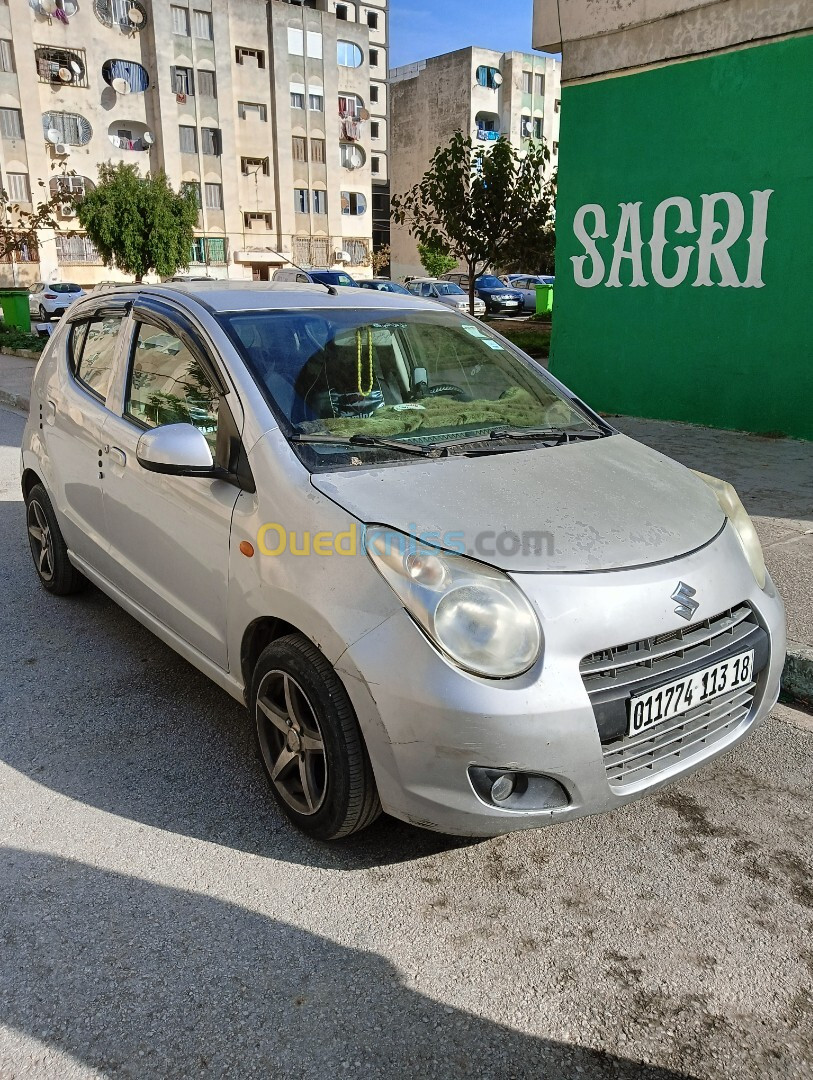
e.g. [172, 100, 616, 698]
[0, 179, 66, 268]
[78, 163, 199, 282]
[391, 133, 555, 313]
[499, 171, 557, 276]
[417, 243, 457, 279]
[370, 244, 391, 276]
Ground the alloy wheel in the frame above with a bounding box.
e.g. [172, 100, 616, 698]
[256, 670, 327, 816]
[27, 499, 55, 583]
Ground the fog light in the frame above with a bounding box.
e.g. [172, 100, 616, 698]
[491, 773, 516, 802]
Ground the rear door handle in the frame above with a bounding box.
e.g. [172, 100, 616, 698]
[108, 446, 127, 467]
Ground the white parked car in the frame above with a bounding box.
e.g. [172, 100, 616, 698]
[406, 277, 487, 316]
[28, 282, 85, 322]
[20, 283, 786, 842]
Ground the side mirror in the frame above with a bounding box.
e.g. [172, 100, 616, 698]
[136, 423, 215, 477]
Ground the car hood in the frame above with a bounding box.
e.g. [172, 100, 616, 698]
[309, 434, 725, 573]
[477, 286, 522, 296]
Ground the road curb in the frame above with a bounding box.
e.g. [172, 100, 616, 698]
[783, 641, 813, 707]
[0, 389, 29, 413]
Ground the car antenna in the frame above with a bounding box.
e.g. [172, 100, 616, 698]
[261, 246, 339, 296]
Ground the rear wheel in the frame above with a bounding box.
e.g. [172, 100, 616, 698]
[251, 634, 381, 840]
[25, 483, 86, 595]
[38, 304, 49, 322]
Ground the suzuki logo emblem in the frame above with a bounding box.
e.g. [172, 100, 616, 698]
[672, 581, 699, 621]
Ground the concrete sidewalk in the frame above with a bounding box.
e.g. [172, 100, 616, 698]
[2, 349, 811, 702]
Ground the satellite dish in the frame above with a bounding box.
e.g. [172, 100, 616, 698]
[359, 108, 370, 121]
[492, 71, 503, 87]
[58, 67, 72, 82]
[127, 6, 144, 24]
[46, 128, 62, 144]
[142, 130, 155, 145]
[69, 60, 82, 74]
[111, 77, 131, 95]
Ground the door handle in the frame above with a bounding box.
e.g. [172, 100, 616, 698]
[46, 400, 56, 424]
[108, 446, 127, 467]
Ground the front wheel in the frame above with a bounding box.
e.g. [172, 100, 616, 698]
[251, 634, 381, 840]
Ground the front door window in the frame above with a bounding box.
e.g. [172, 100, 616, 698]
[126, 321, 219, 451]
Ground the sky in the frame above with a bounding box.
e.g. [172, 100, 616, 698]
[388, 0, 546, 69]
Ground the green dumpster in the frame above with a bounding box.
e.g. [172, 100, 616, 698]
[0, 288, 31, 332]
[534, 283, 553, 316]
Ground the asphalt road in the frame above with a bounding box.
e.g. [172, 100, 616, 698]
[0, 403, 811, 1080]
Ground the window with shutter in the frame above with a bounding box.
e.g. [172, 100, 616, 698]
[193, 10, 212, 38]
[179, 125, 197, 153]
[204, 183, 222, 210]
[171, 5, 189, 35]
[0, 108, 22, 139]
[201, 127, 220, 155]
[197, 70, 216, 98]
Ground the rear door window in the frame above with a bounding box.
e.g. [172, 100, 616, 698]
[70, 315, 126, 403]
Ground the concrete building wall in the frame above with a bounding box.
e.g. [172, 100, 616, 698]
[535, 0, 813, 439]
[534, 0, 813, 79]
[0, 0, 389, 288]
[389, 46, 560, 282]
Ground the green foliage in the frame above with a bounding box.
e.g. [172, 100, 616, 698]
[487, 324, 551, 359]
[391, 133, 556, 312]
[0, 328, 45, 353]
[499, 172, 557, 276]
[0, 177, 65, 263]
[417, 243, 457, 278]
[78, 163, 199, 281]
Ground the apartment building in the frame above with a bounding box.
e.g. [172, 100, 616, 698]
[0, 0, 389, 286]
[389, 46, 560, 281]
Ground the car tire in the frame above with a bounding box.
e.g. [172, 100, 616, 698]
[25, 483, 87, 595]
[38, 305, 50, 322]
[251, 633, 381, 840]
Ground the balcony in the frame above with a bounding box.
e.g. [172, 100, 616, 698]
[107, 119, 154, 151]
[32, 0, 79, 21]
[475, 112, 500, 141]
[35, 46, 88, 88]
[55, 234, 103, 265]
[93, 0, 148, 32]
[102, 59, 149, 94]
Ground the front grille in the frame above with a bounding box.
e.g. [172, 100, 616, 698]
[580, 604, 765, 791]
[581, 604, 756, 688]
[601, 682, 755, 788]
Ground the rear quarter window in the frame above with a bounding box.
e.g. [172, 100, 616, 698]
[68, 315, 125, 403]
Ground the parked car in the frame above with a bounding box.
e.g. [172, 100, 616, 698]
[504, 274, 556, 313]
[406, 277, 487, 316]
[28, 282, 85, 322]
[358, 278, 413, 295]
[440, 273, 524, 315]
[21, 282, 785, 842]
[272, 269, 359, 288]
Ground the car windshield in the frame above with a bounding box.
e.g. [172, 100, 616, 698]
[52, 283, 81, 293]
[435, 282, 464, 295]
[311, 272, 358, 287]
[219, 308, 599, 469]
[476, 276, 504, 289]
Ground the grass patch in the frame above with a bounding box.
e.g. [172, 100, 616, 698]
[488, 324, 551, 358]
[0, 328, 45, 354]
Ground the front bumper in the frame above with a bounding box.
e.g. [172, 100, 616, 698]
[337, 525, 786, 836]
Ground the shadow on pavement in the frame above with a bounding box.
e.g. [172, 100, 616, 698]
[0, 499, 478, 870]
[0, 847, 697, 1080]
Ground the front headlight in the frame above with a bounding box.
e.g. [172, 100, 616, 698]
[693, 471, 766, 589]
[365, 527, 542, 678]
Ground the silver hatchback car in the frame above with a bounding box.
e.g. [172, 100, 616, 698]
[21, 283, 785, 841]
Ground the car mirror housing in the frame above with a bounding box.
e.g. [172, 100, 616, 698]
[136, 423, 216, 477]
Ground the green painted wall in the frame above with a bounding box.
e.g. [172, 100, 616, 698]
[549, 35, 813, 440]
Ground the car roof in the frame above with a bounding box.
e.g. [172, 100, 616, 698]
[72, 280, 444, 316]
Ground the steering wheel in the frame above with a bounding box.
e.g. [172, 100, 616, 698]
[424, 383, 472, 402]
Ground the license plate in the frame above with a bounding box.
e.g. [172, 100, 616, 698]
[504, 300, 519, 305]
[627, 650, 755, 736]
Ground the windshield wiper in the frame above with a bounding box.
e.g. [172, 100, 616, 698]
[489, 427, 607, 443]
[290, 433, 441, 457]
